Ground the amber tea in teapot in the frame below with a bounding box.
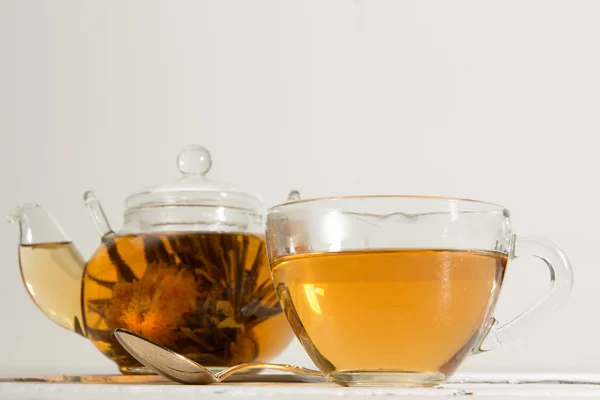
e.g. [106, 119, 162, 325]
[10, 145, 294, 374]
[84, 232, 285, 371]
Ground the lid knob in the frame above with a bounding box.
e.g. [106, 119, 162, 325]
[177, 145, 212, 177]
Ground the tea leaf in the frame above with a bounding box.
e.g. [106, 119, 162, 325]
[105, 238, 137, 282]
[180, 327, 216, 351]
[144, 236, 172, 267]
[86, 274, 115, 290]
[217, 317, 245, 332]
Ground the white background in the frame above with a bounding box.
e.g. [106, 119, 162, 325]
[0, 0, 598, 376]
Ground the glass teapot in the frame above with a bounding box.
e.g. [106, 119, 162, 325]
[8, 145, 296, 374]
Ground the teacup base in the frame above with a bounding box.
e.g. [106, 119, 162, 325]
[328, 370, 446, 387]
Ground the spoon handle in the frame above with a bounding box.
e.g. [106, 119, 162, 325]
[215, 363, 322, 381]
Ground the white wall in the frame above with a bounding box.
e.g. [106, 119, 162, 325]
[1, 0, 598, 376]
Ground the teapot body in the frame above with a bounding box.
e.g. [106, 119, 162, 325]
[83, 231, 292, 374]
[9, 145, 296, 375]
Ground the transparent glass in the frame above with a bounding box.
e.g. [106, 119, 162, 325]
[265, 196, 573, 387]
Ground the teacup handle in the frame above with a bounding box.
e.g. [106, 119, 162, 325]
[475, 234, 574, 352]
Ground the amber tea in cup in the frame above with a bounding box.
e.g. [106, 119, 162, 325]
[266, 196, 573, 386]
[272, 249, 506, 379]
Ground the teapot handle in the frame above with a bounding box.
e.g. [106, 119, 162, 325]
[474, 234, 573, 353]
[84, 191, 115, 240]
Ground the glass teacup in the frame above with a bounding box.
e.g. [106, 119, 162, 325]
[265, 196, 573, 387]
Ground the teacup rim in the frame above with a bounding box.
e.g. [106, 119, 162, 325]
[270, 194, 510, 214]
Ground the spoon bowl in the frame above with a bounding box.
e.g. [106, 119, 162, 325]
[114, 328, 323, 385]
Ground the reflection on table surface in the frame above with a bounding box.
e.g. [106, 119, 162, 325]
[1, 374, 600, 399]
[0, 373, 324, 384]
[2, 373, 600, 385]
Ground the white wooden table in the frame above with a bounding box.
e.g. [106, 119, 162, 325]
[1, 373, 599, 399]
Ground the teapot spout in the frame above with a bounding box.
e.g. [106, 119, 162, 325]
[8, 204, 86, 336]
[8, 203, 70, 245]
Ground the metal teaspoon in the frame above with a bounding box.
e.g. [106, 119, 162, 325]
[113, 328, 323, 385]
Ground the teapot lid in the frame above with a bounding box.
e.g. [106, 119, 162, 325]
[125, 145, 263, 212]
